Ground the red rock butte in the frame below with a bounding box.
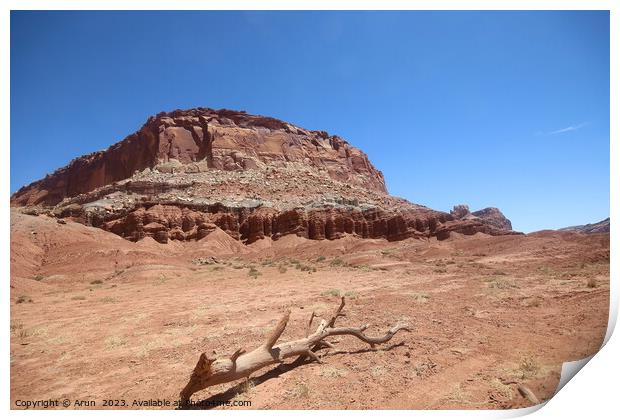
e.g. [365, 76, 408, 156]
[11, 108, 520, 244]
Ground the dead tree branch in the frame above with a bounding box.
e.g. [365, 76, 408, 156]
[180, 297, 410, 402]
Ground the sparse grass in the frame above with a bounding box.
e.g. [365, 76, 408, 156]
[330, 258, 347, 267]
[523, 297, 542, 308]
[105, 336, 127, 349]
[344, 291, 358, 299]
[489, 378, 514, 400]
[238, 378, 254, 394]
[319, 366, 347, 378]
[322, 288, 341, 297]
[71, 295, 86, 301]
[516, 354, 540, 379]
[370, 365, 388, 377]
[10, 320, 24, 334]
[295, 263, 316, 273]
[136, 338, 166, 358]
[537, 265, 553, 275]
[486, 277, 517, 290]
[90, 279, 104, 285]
[355, 264, 373, 272]
[100, 296, 117, 303]
[248, 267, 262, 279]
[287, 380, 309, 399]
[155, 274, 167, 285]
[443, 384, 472, 405]
[16, 295, 33, 304]
[413, 360, 437, 378]
[410, 293, 430, 304]
[586, 278, 597, 288]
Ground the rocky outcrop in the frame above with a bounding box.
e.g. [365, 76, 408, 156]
[435, 219, 521, 241]
[559, 218, 610, 234]
[471, 207, 513, 231]
[11, 108, 386, 207]
[450, 205, 513, 231]
[11, 107, 520, 244]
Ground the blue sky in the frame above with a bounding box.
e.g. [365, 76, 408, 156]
[10, 11, 609, 232]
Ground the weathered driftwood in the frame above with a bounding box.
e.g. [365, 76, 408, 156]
[180, 297, 410, 402]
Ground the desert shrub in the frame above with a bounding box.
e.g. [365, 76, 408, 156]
[290, 381, 309, 398]
[71, 296, 86, 301]
[586, 278, 597, 288]
[322, 289, 341, 297]
[33, 275, 44, 281]
[486, 277, 517, 289]
[330, 258, 347, 267]
[105, 336, 127, 349]
[410, 293, 430, 303]
[278, 265, 288, 274]
[295, 263, 316, 273]
[16, 295, 32, 304]
[316, 256, 326, 262]
[90, 279, 103, 285]
[517, 354, 540, 379]
[248, 267, 261, 279]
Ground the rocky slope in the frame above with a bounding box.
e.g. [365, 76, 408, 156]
[560, 218, 610, 234]
[11, 108, 520, 244]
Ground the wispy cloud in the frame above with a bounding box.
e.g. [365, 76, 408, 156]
[548, 122, 589, 135]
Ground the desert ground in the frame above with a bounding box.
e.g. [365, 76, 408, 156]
[10, 210, 609, 409]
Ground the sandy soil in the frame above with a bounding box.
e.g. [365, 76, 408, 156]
[10, 211, 609, 409]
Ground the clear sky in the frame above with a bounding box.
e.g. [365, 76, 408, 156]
[10, 11, 609, 233]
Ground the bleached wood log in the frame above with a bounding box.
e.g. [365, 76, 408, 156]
[180, 297, 410, 402]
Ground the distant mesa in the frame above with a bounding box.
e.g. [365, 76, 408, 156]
[559, 218, 610, 234]
[11, 107, 521, 244]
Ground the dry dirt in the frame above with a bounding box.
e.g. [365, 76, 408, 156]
[10, 210, 609, 410]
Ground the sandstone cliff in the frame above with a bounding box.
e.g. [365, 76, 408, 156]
[12, 108, 386, 207]
[11, 108, 520, 244]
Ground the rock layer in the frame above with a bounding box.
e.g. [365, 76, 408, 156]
[58, 201, 457, 244]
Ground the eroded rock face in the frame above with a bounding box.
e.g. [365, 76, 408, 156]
[11, 108, 386, 207]
[67, 202, 452, 244]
